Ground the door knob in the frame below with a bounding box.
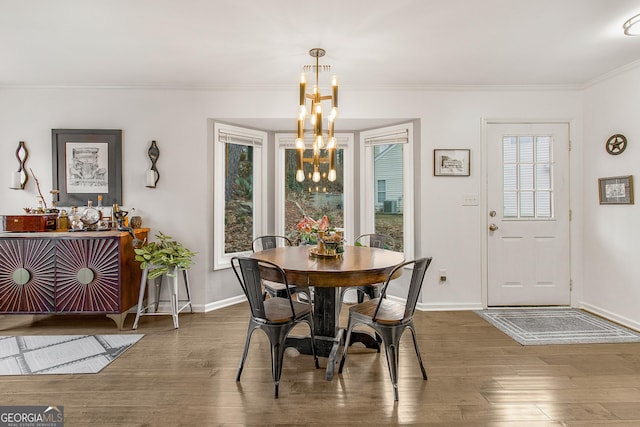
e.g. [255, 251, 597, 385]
[489, 223, 499, 231]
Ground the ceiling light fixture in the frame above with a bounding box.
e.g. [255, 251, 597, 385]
[295, 48, 338, 183]
[623, 13, 640, 35]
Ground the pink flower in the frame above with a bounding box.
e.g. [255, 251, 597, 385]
[318, 215, 329, 231]
[296, 215, 330, 233]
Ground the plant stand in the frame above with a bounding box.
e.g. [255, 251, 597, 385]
[132, 266, 193, 329]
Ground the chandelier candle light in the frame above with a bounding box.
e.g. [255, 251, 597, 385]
[295, 48, 338, 183]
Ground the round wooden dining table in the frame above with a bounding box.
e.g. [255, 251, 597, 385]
[250, 244, 405, 380]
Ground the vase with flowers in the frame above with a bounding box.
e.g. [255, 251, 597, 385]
[296, 215, 344, 255]
[296, 215, 330, 245]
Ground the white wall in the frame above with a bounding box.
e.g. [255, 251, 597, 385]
[581, 63, 640, 330]
[0, 86, 583, 314]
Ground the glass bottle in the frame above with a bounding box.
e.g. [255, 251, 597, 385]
[81, 200, 101, 230]
[70, 206, 83, 231]
[96, 195, 108, 229]
[57, 209, 70, 230]
[112, 204, 119, 228]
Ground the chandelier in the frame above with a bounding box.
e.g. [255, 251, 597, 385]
[295, 48, 338, 183]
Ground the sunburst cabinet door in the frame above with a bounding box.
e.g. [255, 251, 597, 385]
[55, 237, 120, 312]
[0, 238, 56, 313]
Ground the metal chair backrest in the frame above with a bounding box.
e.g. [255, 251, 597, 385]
[231, 256, 298, 320]
[374, 257, 433, 322]
[355, 233, 396, 251]
[252, 235, 293, 252]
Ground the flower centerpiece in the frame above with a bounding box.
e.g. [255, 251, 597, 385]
[296, 215, 344, 255]
[296, 215, 330, 244]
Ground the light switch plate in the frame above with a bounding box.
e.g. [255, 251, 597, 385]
[462, 193, 479, 206]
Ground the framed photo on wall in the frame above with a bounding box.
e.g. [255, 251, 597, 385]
[52, 129, 122, 206]
[434, 149, 470, 176]
[598, 175, 634, 205]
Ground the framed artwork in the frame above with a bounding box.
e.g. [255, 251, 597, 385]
[434, 149, 470, 176]
[598, 175, 634, 205]
[52, 129, 122, 206]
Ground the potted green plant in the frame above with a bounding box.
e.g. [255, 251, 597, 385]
[134, 232, 196, 279]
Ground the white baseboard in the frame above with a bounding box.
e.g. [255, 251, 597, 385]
[416, 302, 484, 311]
[579, 302, 640, 332]
[200, 295, 246, 313]
[383, 295, 482, 312]
[197, 296, 476, 314]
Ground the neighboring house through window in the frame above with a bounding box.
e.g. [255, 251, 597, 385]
[360, 123, 414, 258]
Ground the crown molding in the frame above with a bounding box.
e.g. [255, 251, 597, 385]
[583, 58, 640, 89]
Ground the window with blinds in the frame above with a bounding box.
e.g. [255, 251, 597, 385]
[503, 135, 553, 219]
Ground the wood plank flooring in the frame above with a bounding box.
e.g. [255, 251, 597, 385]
[2, 306, 640, 426]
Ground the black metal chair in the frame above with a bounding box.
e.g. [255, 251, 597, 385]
[252, 235, 300, 299]
[344, 233, 397, 303]
[231, 256, 319, 398]
[338, 257, 433, 401]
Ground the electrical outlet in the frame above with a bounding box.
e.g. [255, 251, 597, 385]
[439, 268, 447, 282]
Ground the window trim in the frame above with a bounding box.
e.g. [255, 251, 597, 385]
[213, 122, 267, 270]
[275, 133, 355, 241]
[360, 123, 415, 260]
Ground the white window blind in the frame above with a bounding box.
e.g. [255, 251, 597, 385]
[363, 128, 409, 146]
[217, 128, 264, 147]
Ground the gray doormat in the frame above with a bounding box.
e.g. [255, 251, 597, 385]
[475, 309, 640, 345]
[0, 334, 143, 375]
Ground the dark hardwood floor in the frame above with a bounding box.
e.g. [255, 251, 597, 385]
[2, 304, 640, 426]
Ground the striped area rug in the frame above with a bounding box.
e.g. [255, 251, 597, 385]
[475, 309, 640, 345]
[0, 334, 143, 375]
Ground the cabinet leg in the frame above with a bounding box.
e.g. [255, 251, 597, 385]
[106, 313, 127, 330]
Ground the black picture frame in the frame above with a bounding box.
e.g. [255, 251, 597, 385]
[52, 129, 122, 206]
[598, 175, 634, 205]
[434, 149, 471, 176]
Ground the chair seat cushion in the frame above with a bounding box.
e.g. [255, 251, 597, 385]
[349, 298, 404, 325]
[264, 297, 312, 323]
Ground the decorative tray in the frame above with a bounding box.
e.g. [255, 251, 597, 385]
[308, 247, 343, 259]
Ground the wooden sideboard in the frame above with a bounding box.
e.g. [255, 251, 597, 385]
[0, 228, 149, 329]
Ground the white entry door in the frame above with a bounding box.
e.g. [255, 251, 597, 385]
[486, 122, 571, 306]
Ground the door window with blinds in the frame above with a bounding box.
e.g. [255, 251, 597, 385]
[213, 123, 265, 269]
[360, 123, 414, 259]
[503, 135, 553, 218]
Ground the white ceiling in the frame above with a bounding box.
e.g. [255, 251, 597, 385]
[1, 0, 639, 89]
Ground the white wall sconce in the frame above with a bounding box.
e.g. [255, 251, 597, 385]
[623, 13, 640, 36]
[9, 141, 28, 190]
[145, 140, 160, 188]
